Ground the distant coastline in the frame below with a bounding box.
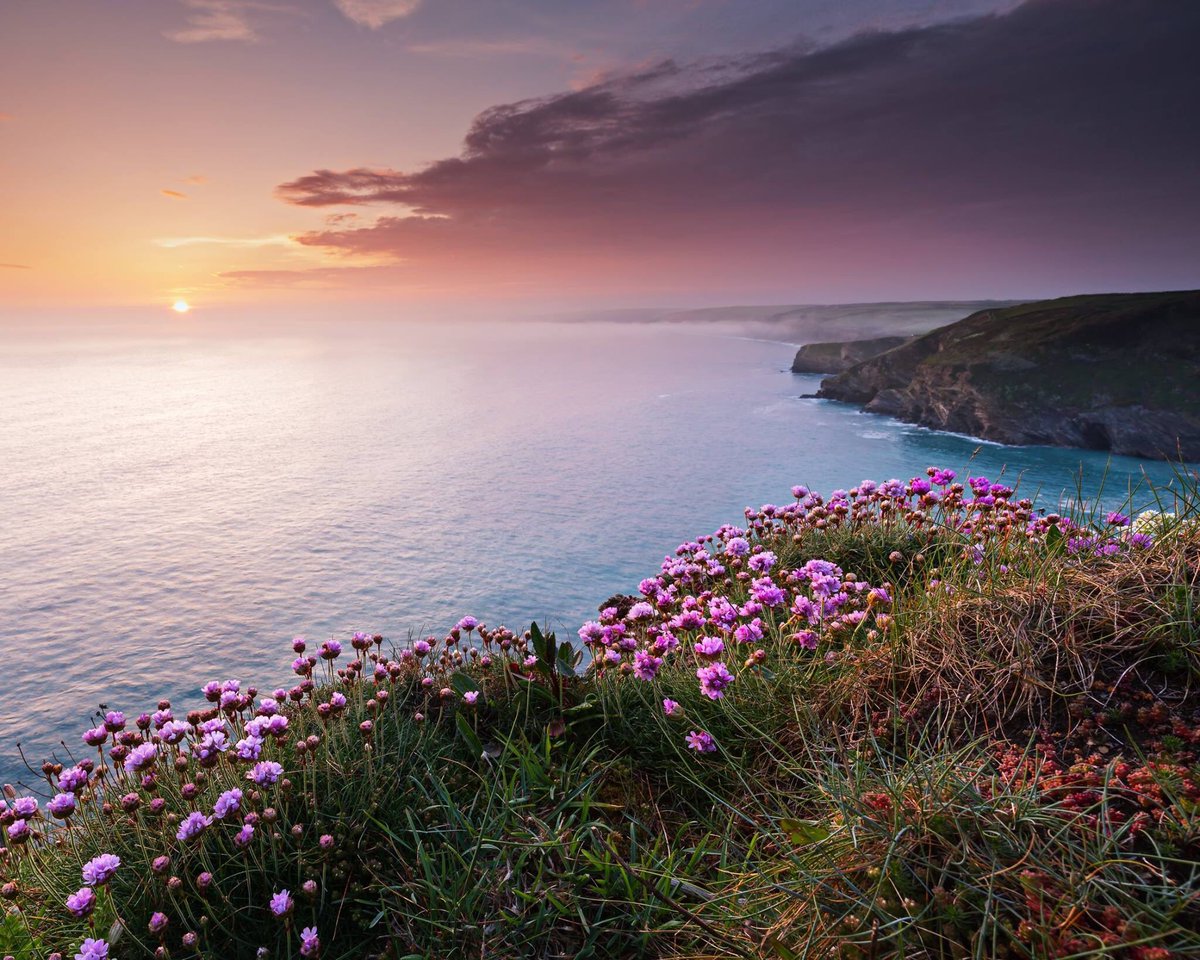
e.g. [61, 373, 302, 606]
[806, 291, 1200, 461]
[557, 299, 1021, 346]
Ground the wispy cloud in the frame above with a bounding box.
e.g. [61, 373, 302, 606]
[0, 113, 12, 122]
[404, 37, 569, 58]
[154, 234, 296, 249]
[167, 1, 258, 43]
[219, 264, 396, 287]
[161, 189, 189, 200]
[166, 1, 298, 44]
[333, 0, 421, 30]
[0, 263, 31, 270]
[184, 174, 208, 185]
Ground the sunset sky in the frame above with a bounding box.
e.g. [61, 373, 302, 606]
[2, 0, 1198, 312]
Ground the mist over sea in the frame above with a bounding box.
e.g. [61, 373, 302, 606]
[0, 318, 1187, 784]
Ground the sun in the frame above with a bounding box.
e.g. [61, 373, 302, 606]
[172, 299, 190, 314]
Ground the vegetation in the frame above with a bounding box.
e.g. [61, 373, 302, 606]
[815, 291, 1200, 458]
[3, 467, 1200, 959]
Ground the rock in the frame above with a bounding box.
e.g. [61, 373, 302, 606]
[816, 291, 1200, 461]
[598, 594, 640, 617]
[790, 335, 911, 373]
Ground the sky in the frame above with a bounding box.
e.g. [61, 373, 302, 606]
[1, 0, 1198, 313]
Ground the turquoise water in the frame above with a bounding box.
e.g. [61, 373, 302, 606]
[0, 319, 1189, 783]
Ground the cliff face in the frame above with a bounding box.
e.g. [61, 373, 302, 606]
[815, 291, 1200, 460]
[790, 335, 911, 373]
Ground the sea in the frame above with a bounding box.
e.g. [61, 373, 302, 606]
[0, 317, 1191, 785]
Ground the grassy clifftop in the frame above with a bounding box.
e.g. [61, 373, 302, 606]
[3, 468, 1200, 959]
[816, 291, 1200, 459]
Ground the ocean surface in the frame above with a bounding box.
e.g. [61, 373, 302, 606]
[0, 318, 1190, 784]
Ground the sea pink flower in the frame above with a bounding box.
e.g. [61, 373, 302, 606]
[124, 742, 157, 773]
[693, 636, 724, 658]
[269, 889, 293, 917]
[633, 650, 663, 681]
[74, 936, 109, 960]
[247, 761, 284, 786]
[176, 812, 212, 842]
[66, 887, 96, 917]
[58, 766, 89, 792]
[696, 662, 735, 700]
[300, 926, 320, 957]
[213, 788, 243, 820]
[685, 730, 716, 753]
[82, 853, 120, 886]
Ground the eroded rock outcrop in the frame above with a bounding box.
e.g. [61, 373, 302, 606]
[815, 291, 1200, 460]
[790, 335, 911, 373]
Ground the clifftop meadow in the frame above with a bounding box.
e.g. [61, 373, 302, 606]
[3, 466, 1200, 959]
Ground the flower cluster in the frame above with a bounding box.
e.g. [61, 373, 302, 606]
[0, 619, 555, 958]
[0, 467, 1180, 958]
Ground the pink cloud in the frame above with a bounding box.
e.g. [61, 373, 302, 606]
[333, 1, 421, 29]
[218, 265, 400, 288]
[167, 1, 257, 43]
[267, 0, 1200, 298]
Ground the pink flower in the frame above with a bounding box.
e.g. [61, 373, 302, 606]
[696, 662, 735, 700]
[269, 889, 293, 917]
[300, 925, 320, 957]
[685, 730, 716, 753]
[81, 853, 120, 886]
[66, 887, 96, 917]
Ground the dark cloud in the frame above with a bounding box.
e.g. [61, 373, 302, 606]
[271, 0, 1200, 297]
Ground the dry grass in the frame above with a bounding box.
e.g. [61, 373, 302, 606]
[818, 531, 1200, 747]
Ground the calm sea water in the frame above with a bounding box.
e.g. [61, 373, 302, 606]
[0, 319, 1189, 783]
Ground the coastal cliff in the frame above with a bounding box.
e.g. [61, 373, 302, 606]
[790, 334, 911, 373]
[815, 291, 1200, 460]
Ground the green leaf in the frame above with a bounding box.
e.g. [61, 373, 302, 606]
[779, 818, 831, 846]
[451, 671, 481, 696]
[563, 696, 598, 716]
[455, 713, 483, 758]
[530, 621, 556, 667]
[530, 624, 549, 662]
[556, 638, 578, 677]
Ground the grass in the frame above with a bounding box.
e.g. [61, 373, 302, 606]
[3, 466, 1200, 959]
